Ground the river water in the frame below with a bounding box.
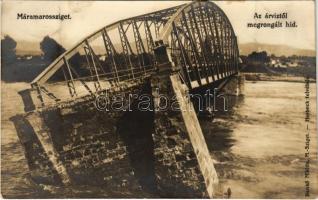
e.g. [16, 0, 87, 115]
[1, 79, 317, 198]
[202, 79, 318, 198]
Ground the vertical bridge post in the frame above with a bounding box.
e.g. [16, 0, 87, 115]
[151, 40, 218, 198]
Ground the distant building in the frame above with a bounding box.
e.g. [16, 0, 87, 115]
[270, 57, 300, 68]
[270, 58, 287, 68]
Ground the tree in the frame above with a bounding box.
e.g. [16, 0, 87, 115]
[247, 51, 270, 63]
[1, 35, 17, 64]
[40, 36, 66, 62]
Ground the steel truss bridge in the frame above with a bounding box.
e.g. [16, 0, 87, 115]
[27, 1, 239, 108]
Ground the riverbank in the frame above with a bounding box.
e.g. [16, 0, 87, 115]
[244, 73, 316, 83]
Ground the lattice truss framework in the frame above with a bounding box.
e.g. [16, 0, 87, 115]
[31, 1, 239, 104]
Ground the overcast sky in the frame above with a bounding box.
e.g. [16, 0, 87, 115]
[1, 1, 315, 50]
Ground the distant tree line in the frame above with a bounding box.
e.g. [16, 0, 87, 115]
[246, 51, 270, 63]
[1, 35, 17, 65]
[240, 51, 270, 73]
[40, 36, 66, 62]
[1, 35, 68, 82]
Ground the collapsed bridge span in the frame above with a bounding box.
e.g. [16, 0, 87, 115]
[12, 1, 240, 198]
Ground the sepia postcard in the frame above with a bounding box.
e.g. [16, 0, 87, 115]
[1, 0, 317, 199]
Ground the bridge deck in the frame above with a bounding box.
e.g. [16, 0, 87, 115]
[189, 72, 235, 88]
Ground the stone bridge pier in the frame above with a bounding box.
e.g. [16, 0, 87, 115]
[150, 41, 218, 197]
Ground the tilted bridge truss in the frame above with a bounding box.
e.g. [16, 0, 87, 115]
[30, 1, 239, 107]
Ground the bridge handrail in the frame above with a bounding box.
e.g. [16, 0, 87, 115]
[43, 64, 156, 86]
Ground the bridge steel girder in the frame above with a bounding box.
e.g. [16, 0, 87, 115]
[159, 1, 239, 88]
[189, 5, 210, 84]
[172, 22, 193, 89]
[198, 2, 216, 81]
[118, 22, 135, 79]
[28, 1, 239, 108]
[132, 20, 147, 73]
[102, 29, 120, 82]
